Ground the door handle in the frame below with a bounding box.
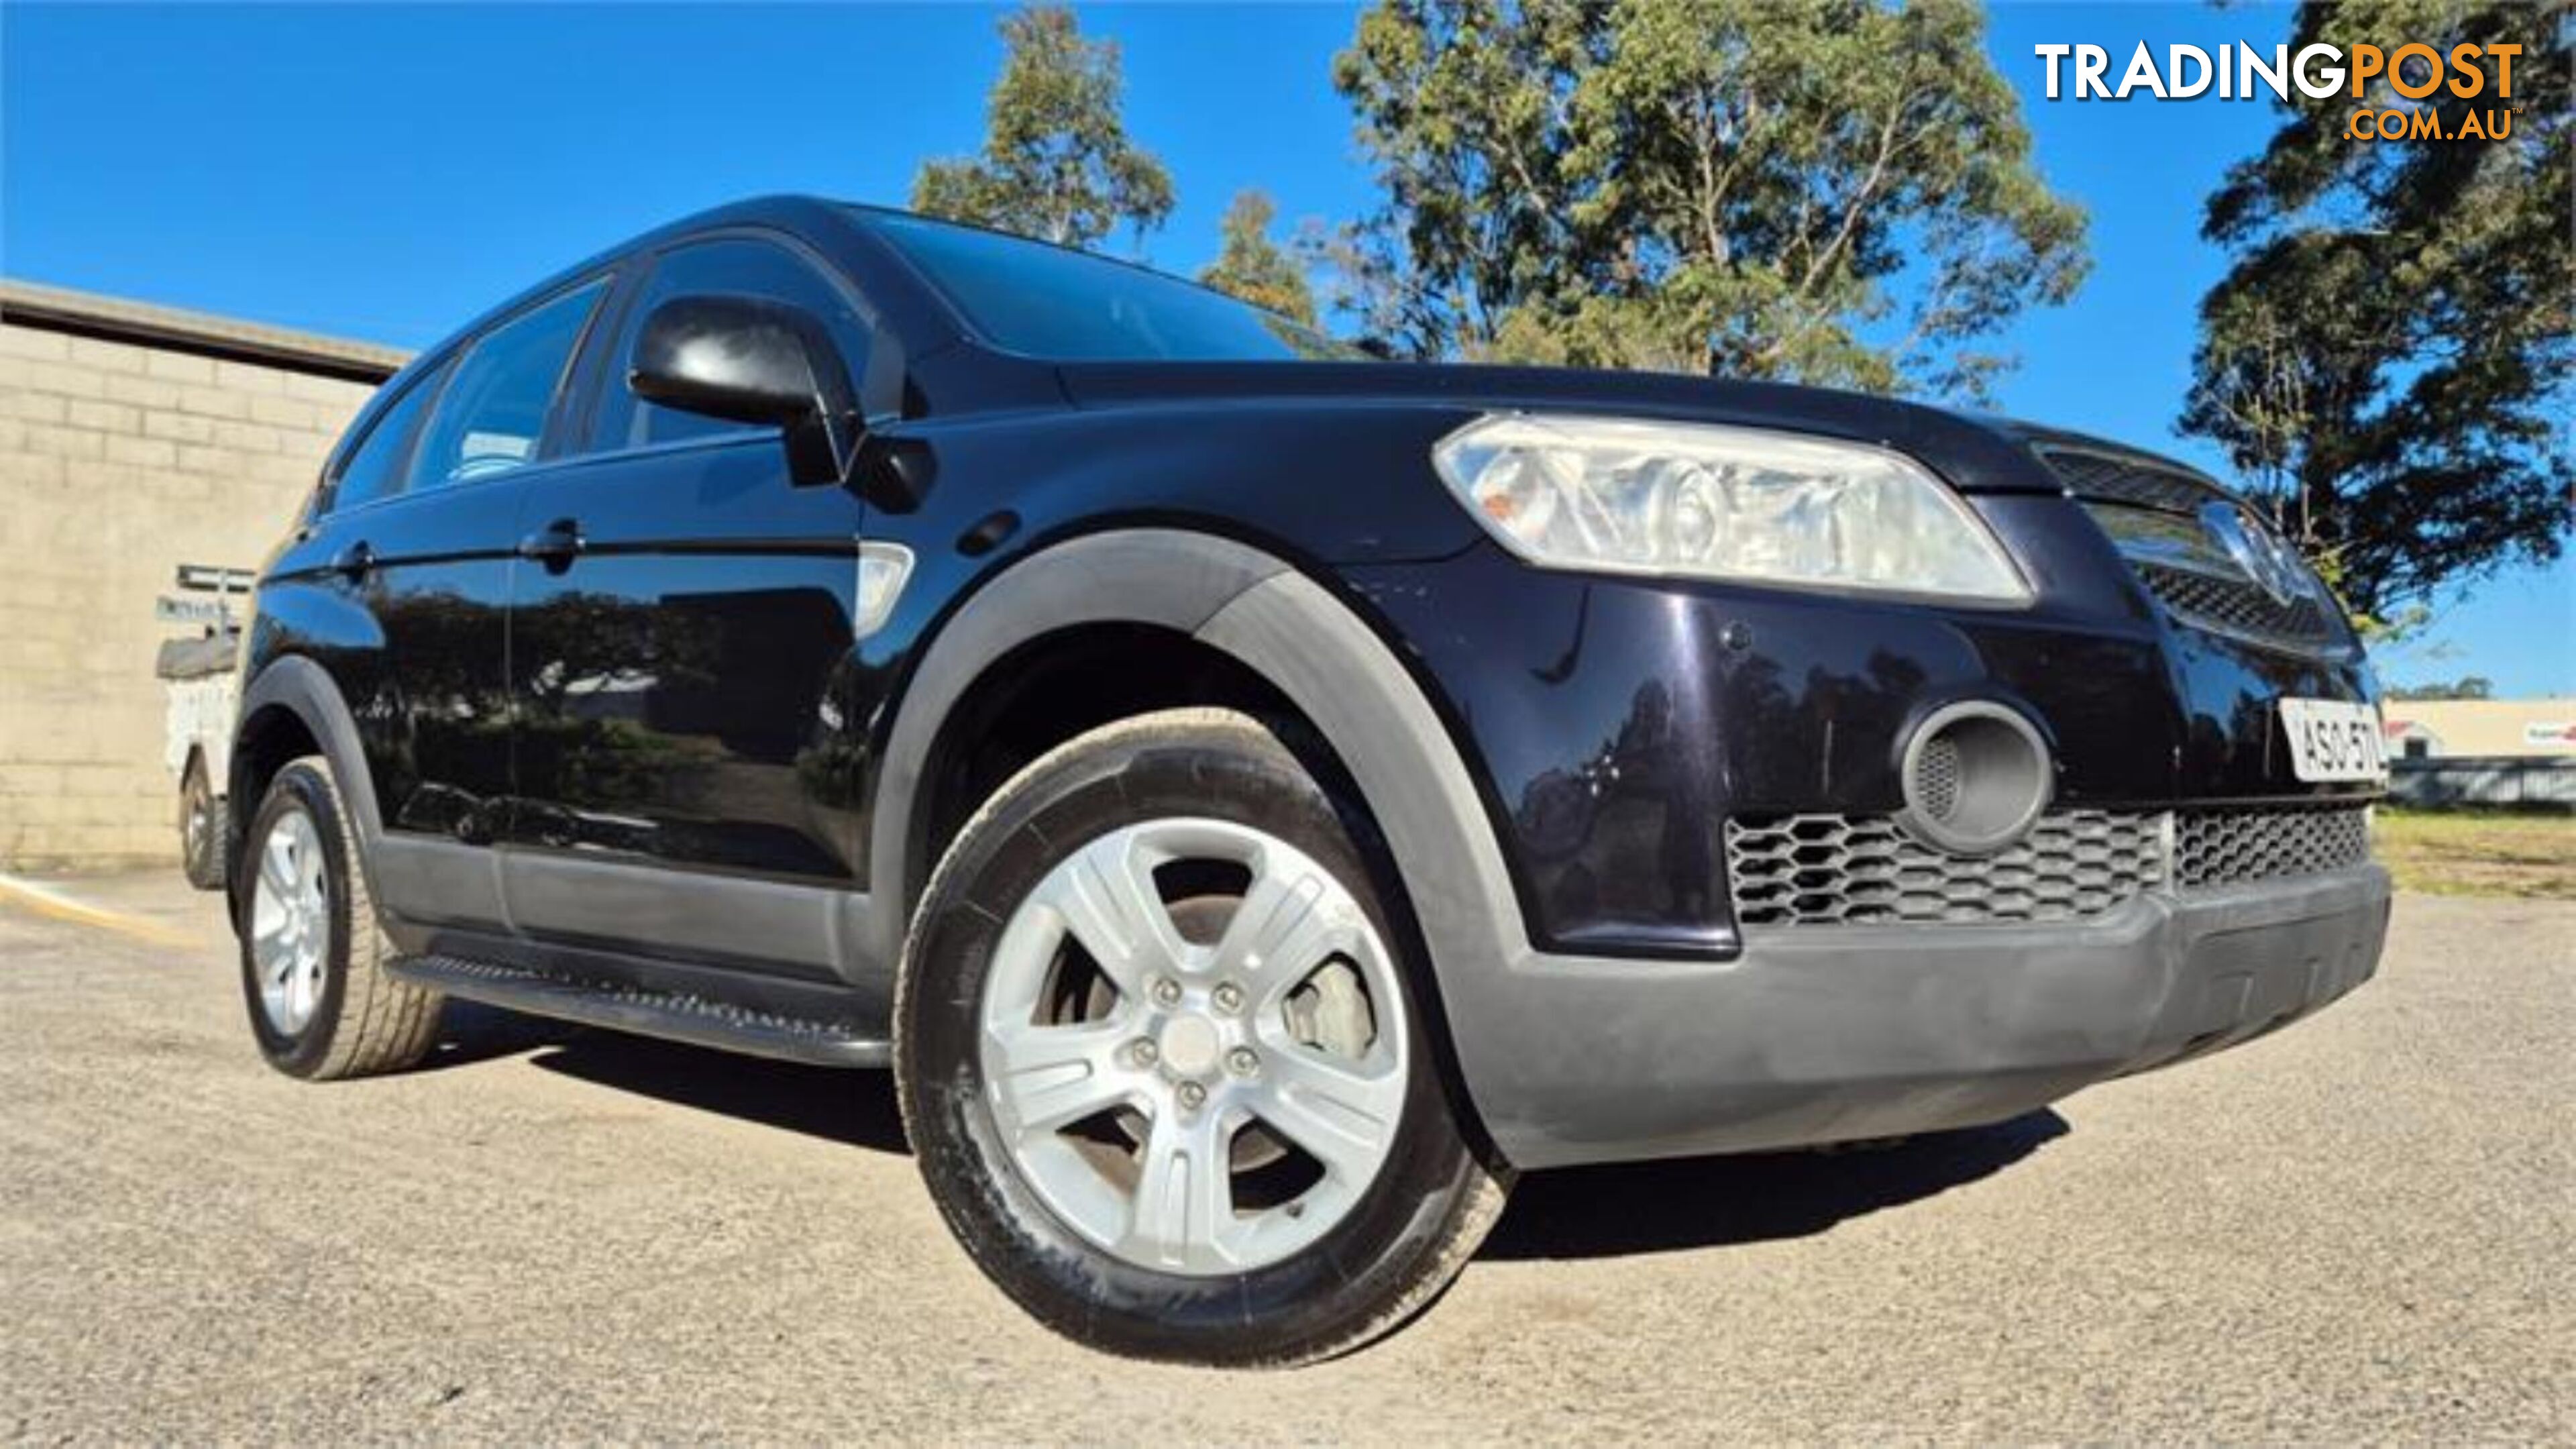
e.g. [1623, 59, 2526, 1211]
[517, 519, 584, 573]
[332, 541, 374, 580]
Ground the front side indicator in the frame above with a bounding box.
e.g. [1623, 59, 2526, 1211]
[855, 539, 914, 639]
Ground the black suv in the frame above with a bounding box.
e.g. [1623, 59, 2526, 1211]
[227, 197, 2391, 1365]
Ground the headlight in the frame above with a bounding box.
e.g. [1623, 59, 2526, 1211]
[1432, 413, 2031, 603]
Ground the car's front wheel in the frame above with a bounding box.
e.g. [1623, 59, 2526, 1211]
[898, 708, 1509, 1366]
[237, 755, 441, 1080]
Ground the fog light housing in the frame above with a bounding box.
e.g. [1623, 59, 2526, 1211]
[1899, 702, 2053, 855]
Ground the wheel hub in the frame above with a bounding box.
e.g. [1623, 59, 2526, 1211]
[1155, 1010, 1222, 1078]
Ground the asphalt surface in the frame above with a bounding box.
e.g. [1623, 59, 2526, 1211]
[3, 871, 2569, 1443]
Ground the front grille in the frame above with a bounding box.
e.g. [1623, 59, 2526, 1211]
[2039, 445, 2345, 653]
[2175, 805, 2371, 888]
[2039, 447, 2220, 515]
[2135, 562, 2335, 645]
[1725, 810, 2165, 926]
[1727, 804, 2373, 929]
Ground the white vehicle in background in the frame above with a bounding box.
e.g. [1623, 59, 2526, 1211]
[156, 564, 250, 891]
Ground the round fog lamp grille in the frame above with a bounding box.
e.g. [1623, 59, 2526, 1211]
[1900, 703, 2052, 855]
[1916, 735, 1963, 822]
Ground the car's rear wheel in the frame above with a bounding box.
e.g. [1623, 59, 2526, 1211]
[238, 756, 441, 1080]
[897, 708, 1509, 1366]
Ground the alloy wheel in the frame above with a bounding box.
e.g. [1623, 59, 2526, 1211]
[248, 807, 330, 1036]
[978, 817, 1408, 1276]
[183, 788, 212, 863]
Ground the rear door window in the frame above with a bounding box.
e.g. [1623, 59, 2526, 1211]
[408, 279, 608, 491]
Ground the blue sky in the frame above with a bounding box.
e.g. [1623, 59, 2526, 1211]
[5, 2, 2566, 694]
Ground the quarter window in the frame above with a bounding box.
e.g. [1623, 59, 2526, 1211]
[593, 237, 873, 453]
[327, 360, 446, 512]
[408, 279, 607, 490]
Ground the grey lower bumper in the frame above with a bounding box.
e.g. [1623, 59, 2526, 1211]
[1449, 865, 2392, 1170]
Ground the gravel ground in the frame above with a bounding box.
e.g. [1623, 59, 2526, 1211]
[2, 872, 2569, 1443]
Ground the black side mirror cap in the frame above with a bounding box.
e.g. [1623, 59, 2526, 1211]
[631, 294, 859, 484]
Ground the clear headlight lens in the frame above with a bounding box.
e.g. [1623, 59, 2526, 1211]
[1432, 413, 2031, 603]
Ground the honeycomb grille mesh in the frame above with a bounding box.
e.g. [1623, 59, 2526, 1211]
[2176, 806, 2372, 888]
[1915, 735, 1963, 822]
[2039, 447, 2220, 514]
[2137, 563, 2334, 645]
[1726, 804, 2375, 928]
[1725, 810, 2165, 926]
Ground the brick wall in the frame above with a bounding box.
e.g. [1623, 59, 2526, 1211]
[0, 316, 386, 869]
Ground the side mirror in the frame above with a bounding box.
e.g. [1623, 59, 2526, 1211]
[631, 294, 859, 484]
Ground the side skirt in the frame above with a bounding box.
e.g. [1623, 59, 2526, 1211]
[388, 934, 890, 1069]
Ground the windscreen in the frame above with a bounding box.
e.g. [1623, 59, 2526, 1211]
[863, 211, 1362, 364]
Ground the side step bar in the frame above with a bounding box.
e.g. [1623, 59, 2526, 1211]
[390, 955, 889, 1068]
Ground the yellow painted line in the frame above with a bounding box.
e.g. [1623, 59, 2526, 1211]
[0, 873, 202, 949]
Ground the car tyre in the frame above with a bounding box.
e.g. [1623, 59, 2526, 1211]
[179, 756, 227, 892]
[897, 708, 1511, 1366]
[237, 755, 441, 1080]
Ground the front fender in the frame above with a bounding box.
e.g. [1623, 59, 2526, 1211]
[862, 528, 1580, 1166]
[862, 530, 1295, 972]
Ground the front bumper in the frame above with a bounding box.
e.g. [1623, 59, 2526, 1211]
[1193, 555, 2390, 1175]
[1453, 865, 2390, 1169]
[1343, 532, 2379, 960]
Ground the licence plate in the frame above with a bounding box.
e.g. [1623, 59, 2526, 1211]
[2280, 698, 2387, 784]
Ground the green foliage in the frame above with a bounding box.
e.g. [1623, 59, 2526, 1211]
[1325, 0, 2089, 400]
[1198, 191, 1318, 324]
[912, 5, 1175, 249]
[2385, 676, 2494, 702]
[2308, 545, 2433, 642]
[2180, 0, 2572, 621]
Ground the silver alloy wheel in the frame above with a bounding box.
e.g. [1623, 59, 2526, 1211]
[979, 817, 1409, 1277]
[182, 787, 211, 863]
[249, 806, 331, 1036]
